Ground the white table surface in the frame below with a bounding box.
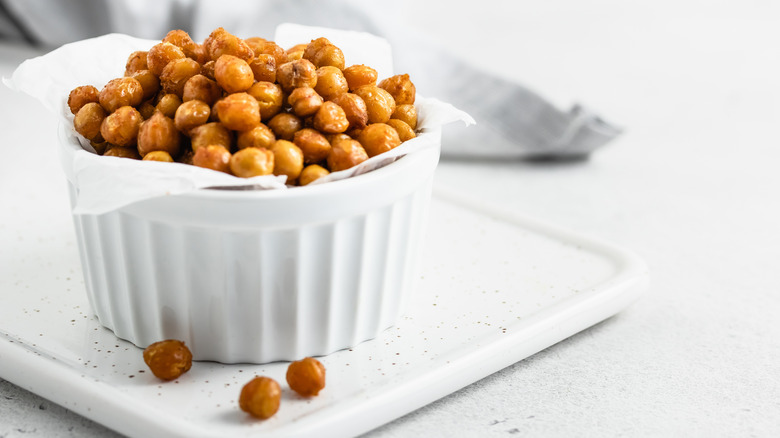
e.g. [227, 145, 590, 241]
[2, 1, 779, 437]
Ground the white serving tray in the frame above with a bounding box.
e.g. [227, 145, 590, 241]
[0, 184, 648, 438]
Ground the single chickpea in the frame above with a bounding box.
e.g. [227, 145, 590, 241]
[249, 54, 276, 83]
[182, 75, 221, 106]
[386, 119, 416, 142]
[237, 124, 276, 150]
[189, 44, 208, 64]
[310, 44, 345, 70]
[253, 41, 287, 69]
[314, 66, 348, 100]
[162, 29, 199, 61]
[270, 139, 304, 181]
[378, 74, 416, 105]
[204, 27, 254, 62]
[286, 43, 307, 62]
[293, 128, 331, 163]
[391, 104, 417, 130]
[147, 42, 186, 76]
[99, 77, 144, 113]
[343, 65, 377, 91]
[286, 357, 326, 397]
[131, 70, 160, 101]
[67, 85, 99, 115]
[247, 81, 283, 121]
[192, 144, 231, 173]
[215, 54, 254, 93]
[288, 87, 323, 117]
[243, 37, 267, 55]
[160, 57, 201, 97]
[73, 102, 106, 142]
[276, 59, 317, 92]
[138, 111, 181, 157]
[142, 150, 174, 162]
[313, 101, 349, 134]
[230, 147, 274, 177]
[267, 112, 302, 141]
[215, 92, 260, 131]
[330, 93, 368, 130]
[100, 106, 143, 147]
[124, 50, 148, 76]
[103, 146, 141, 159]
[327, 137, 368, 171]
[190, 122, 232, 152]
[156, 94, 183, 119]
[357, 123, 401, 157]
[143, 340, 192, 381]
[299, 164, 330, 186]
[353, 85, 395, 124]
[239, 377, 281, 420]
[302, 38, 331, 62]
[174, 100, 211, 134]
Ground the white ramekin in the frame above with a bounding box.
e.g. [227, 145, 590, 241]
[61, 125, 440, 363]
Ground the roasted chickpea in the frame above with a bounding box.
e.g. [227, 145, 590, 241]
[162, 29, 199, 61]
[330, 93, 368, 130]
[327, 137, 368, 171]
[189, 44, 209, 64]
[314, 66, 348, 100]
[124, 50, 148, 76]
[313, 101, 349, 134]
[378, 74, 416, 105]
[288, 87, 323, 117]
[192, 144, 231, 173]
[286, 357, 326, 397]
[391, 104, 417, 130]
[68, 85, 99, 114]
[230, 147, 274, 177]
[143, 340, 193, 381]
[215, 55, 254, 93]
[100, 106, 142, 147]
[138, 101, 156, 120]
[358, 123, 401, 157]
[160, 57, 201, 97]
[253, 41, 287, 69]
[73, 102, 106, 142]
[237, 124, 276, 150]
[293, 128, 331, 163]
[343, 64, 377, 91]
[156, 93, 182, 119]
[299, 164, 330, 186]
[142, 150, 174, 162]
[182, 74, 221, 106]
[99, 77, 144, 113]
[190, 122, 232, 152]
[386, 119, 416, 142]
[267, 112, 302, 141]
[302, 38, 331, 62]
[239, 376, 281, 420]
[204, 27, 254, 62]
[247, 81, 283, 121]
[201, 60, 216, 80]
[147, 42, 186, 76]
[215, 92, 260, 131]
[276, 59, 317, 92]
[103, 146, 141, 159]
[243, 37, 267, 55]
[138, 111, 181, 157]
[131, 70, 160, 101]
[353, 85, 395, 124]
[270, 139, 304, 181]
[286, 43, 307, 62]
[174, 100, 211, 133]
[312, 44, 345, 70]
[249, 54, 276, 83]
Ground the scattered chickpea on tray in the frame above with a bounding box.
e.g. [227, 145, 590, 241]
[68, 27, 419, 186]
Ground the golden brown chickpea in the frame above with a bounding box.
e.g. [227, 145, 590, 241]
[131, 70, 160, 101]
[386, 119, 416, 142]
[327, 137, 368, 171]
[192, 144, 231, 173]
[293, 128, 331, 163]
[237, 124, 276, 150]
[204, 27, 254, 62]
[190, 122, 232, 152]
[330, 93, 368, 130]
[353, 85, 395, 124]
[74, 102, 106, 142]
[391, 104, 417, 130]
[124, 50, 148, 76]
[276, 59, 317, 92]
[214, 92, 260, 131]
[142, 150, 174, 162]
[143, 340, 192, 381]
[174, 100, 211, 134]
[182, 74, 221, 106]
[249, 54, 276, 83]
[68, 85, 99, 114]
[138, 111, 181, 157]
[230, 147, 274, 177]
[243, 37, 267, 55]
[343, 65, 378, 91]
[103, 146, 141, 159]
[247, 81, 283, 121]
[270, 139, 304, 181]
[302, 37, 331, 62]
[189, 43, 209, 64]
[160, 57, 201, 97]
[100, 106, 143, 147]
[378, 74, 416, 105]
[215, 55, 254, 93]
[156, 94, 182, 119]
[253, 41, 287, 69]
[299, 164, 330, 186]
[286, 43, 307, 62]
[99, 77, 144, 113]
[267, 112, 302, 141]
[138, 101, 156, 120]
[288, 87, 323, 117]
[313, 101, 349, 134]
[239, 376, 281, 420]
[310, 44, 345, 70]
[358, 123, 401, 157]
[162, 29, 199, 60]
[147, 42, 186, 77]
[314, 66, 348, 100]
[286, 357, 326, 397]
[200, 60, 216, 80]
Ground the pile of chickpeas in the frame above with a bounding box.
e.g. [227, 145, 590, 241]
[67, 27, 418, 186]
